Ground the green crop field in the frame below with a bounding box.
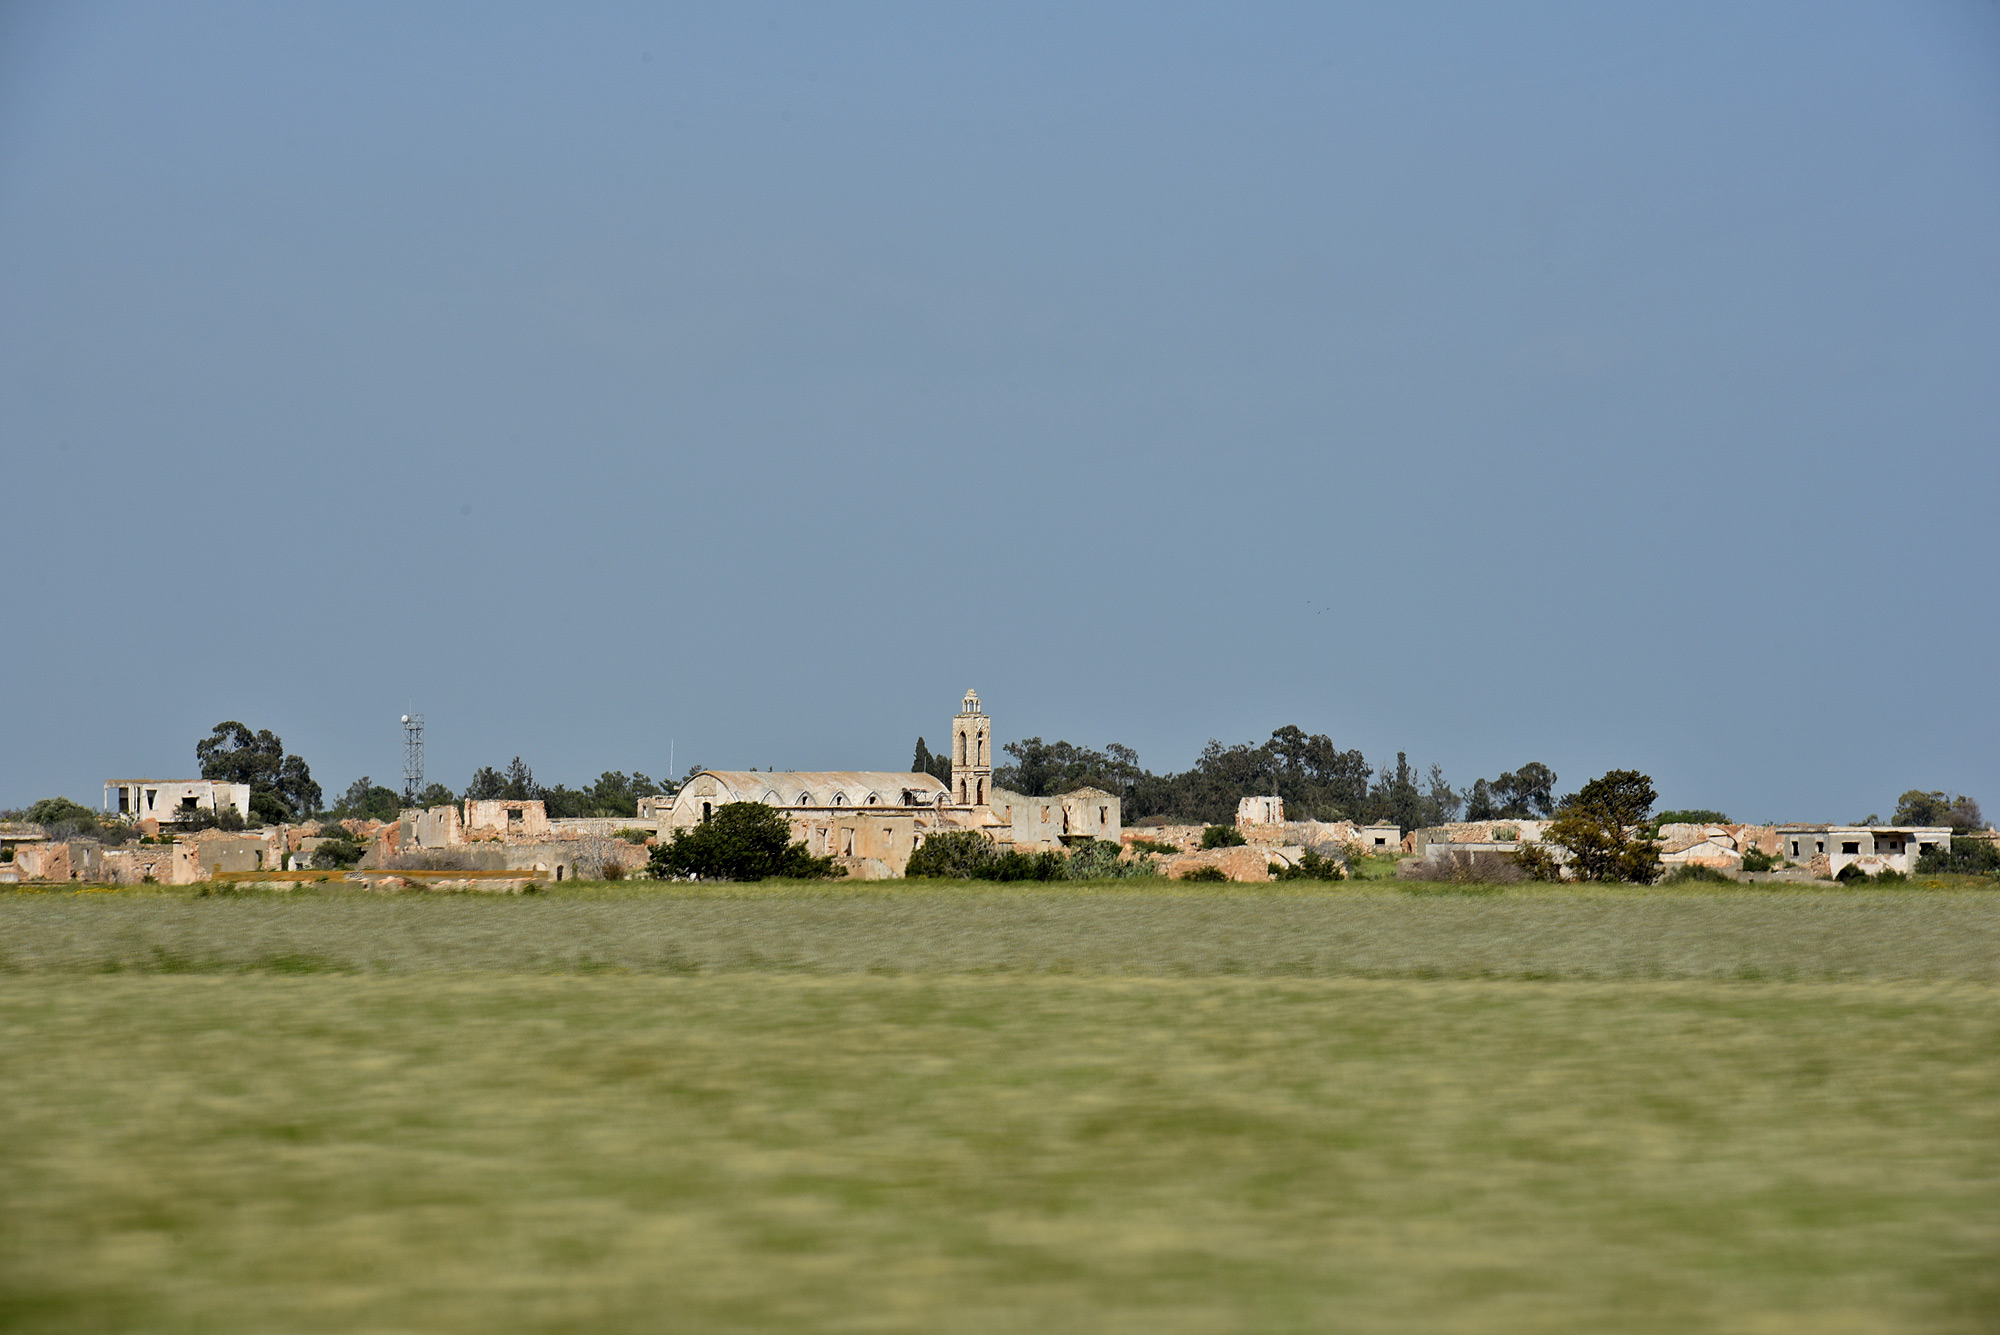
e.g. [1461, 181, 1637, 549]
[2, 882, 1996, 1333]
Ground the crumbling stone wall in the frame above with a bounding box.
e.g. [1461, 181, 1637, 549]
[1155, 846, 1274, 882]
[1405, 821, 1551, 856]
[12, 842, 72, 881]
[464, 800, 551, 842]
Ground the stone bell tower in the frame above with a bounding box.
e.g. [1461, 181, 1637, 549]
[951, 688, 992, 808]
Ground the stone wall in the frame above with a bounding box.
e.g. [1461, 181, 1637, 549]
[1406, 821, 1551, 855]
[1154, 846, 1276, 882]
[464, 800, 551, 842]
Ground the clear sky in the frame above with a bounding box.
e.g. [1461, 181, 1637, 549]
[3, 1, 1996, 823]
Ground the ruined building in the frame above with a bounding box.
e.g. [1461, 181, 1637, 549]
[102, 779, 250, 827]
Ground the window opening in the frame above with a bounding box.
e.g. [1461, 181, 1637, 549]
[1841, 842, 1859, 855]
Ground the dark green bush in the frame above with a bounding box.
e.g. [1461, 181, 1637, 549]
[1663, 863, 1733, 884]
[1201, 825, 1246, 849]
[986, 850, 1067, 882]
[1178, 865, 1230, 883]
[648, 803, 844, 881]
[1740, 847, 1777, 873]
[1916, 839, 2000, 875]
[905, 830, 998, 879]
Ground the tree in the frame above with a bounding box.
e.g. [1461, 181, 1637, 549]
[196, 721, 321, 819]
[911, 738, 953, 786]
[1539, 769, 1661, 884]
[502, 757, 538, 801]
[1368, 753, 1426, 833]
[1468, 763, 1559, 820]
[26, 796, 99, 838]
[411, 782, 458, 809]
[648, 802, 843, 881]
[1424, 764, 1462, 825]
[1916, 839, 2000, 876]
[1893, 790, 1984, 833]
[588, 771, 663, 818]
[332, 777, 401, 823]
[465, 766, 507, 801]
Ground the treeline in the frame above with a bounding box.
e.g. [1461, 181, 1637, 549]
[957, 726, 1561, 830]
[327, 758, 668, 823]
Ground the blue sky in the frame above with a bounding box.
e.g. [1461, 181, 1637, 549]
[3, 1, 1996, 822]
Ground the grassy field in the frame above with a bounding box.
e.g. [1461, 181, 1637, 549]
[2, 882, 1996, 1333]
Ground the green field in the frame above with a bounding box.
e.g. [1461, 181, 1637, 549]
[2, 883, 1996, 1332]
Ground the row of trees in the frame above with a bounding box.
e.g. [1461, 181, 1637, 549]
[320, 762, 671, 823]
[186, 721, 673, 825]
[942, 725, 1558, 832]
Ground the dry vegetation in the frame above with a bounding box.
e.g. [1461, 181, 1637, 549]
[1, 882, 1995, 1333]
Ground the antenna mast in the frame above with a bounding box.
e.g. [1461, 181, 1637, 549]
[402, 713, 425, 802]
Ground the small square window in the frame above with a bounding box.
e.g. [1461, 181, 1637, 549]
[1841, 842, 1859, 855]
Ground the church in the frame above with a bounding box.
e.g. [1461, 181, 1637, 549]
[662, 689, 1121, 878]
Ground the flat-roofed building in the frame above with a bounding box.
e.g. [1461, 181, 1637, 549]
[1776, 824, 1949, 879]
[102, 779, 250, 825]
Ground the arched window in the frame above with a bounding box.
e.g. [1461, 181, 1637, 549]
[957, 733, 966, 764]
[764, 791, 782, 805]
[797, 793, 814, 806]
[865, 793, 880, 805]
[833, 793, 848, 807]
[976, 779, 984, 805]
[701, 802, 712, 822]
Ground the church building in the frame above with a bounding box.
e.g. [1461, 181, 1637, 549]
[662, 689, 1120, 877]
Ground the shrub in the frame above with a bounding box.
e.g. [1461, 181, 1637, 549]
[1418, 849, 1523, 884]
[648, 803, 844, 882]
[1651, 809, 1731, 835]
[1272, 848, 1346, 882]
[1741, 847, 1777, 873]
[1916, 839, 2000, 876]
[25, 796, 98, 841]
[1874, 868, 1908, 885]
[1513, 843, 1563, 881]
[1663, 863, 1734, 884]
[311, 834, 366, 869]
[599, 860, 627, 882]
[612, 828, 652, 846]
[1063, 839, 1150, 881]
[1128, 838, 1180, 855]
[1835, 863, 1871, 884]
[986, 850, 1067, 882]
[1201, 825, 1246, 849]
[1179, 865, 1229, 882]
[905, 830, 999, 879]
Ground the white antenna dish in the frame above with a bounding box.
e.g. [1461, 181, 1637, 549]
[401, 714, 410, 724]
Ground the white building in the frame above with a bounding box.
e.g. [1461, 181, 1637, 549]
[1776, 825, 1950, 878]
[103, 779, 251, 825]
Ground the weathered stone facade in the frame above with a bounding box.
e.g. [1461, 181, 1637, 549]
[102, 779, 251, 825]
[1775, 825, 1949, 879]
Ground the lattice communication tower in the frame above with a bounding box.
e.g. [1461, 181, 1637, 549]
[402, 714, 425, 802]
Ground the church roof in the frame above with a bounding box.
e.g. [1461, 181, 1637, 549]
[682, 771, 949, 807]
